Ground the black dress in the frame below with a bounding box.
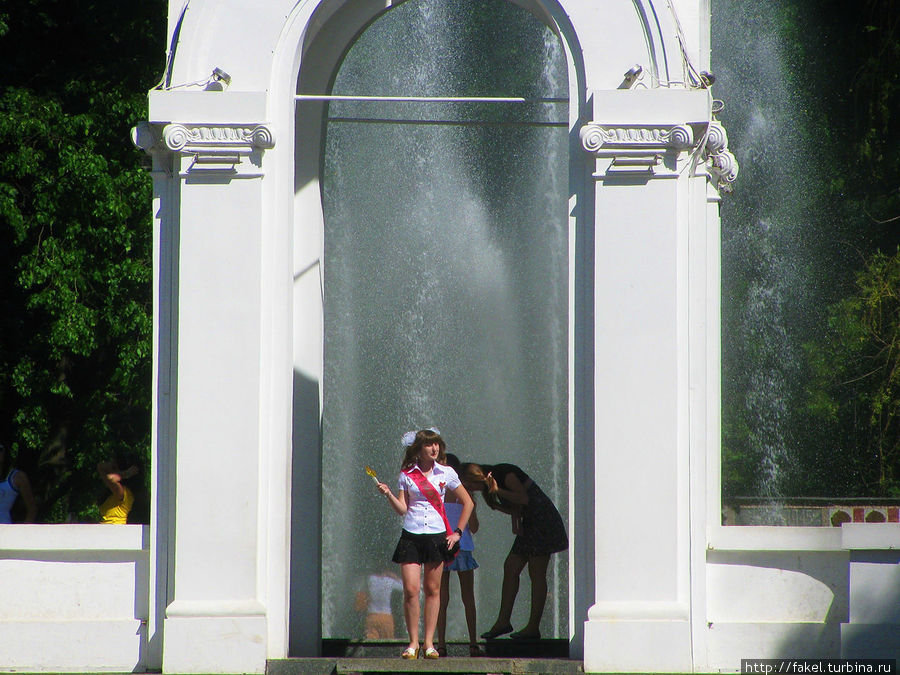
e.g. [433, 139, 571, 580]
[489, 463, 568, 557]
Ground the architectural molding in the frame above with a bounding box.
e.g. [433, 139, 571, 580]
[131, 121, 275, 174]
[703, 121, 739, 192]
[159, 123, 275, 152]
[580, 122, 695, 153]
[579, 118, 739, 190]
[579, 121, 698, 178]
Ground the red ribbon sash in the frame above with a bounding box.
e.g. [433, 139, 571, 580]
[404, 468, 452, 536]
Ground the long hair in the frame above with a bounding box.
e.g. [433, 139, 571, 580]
[400, 428, 447, 470]
[461, 462, 501, 510]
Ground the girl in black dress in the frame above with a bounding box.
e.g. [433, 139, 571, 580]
[462, 462, 567, 640]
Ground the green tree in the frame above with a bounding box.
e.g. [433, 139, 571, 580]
[804, 249, 900, 495]
[0, 0, 165, 521]
[717, 0, 900, 501]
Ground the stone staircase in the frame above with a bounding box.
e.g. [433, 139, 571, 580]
[267, 657, 584, 675]
[268, 641, 583, 675]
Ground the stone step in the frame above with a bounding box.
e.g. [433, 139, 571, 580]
[320, 639, 570, 659]
[267, 657, 584, 675]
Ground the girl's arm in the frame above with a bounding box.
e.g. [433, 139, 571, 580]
[468, 498, 479, 534]
[485, 471, 530, 506]
[377, 481, 409, 516]
[97, 461, 126, 501]
[448, 484, 474, 536]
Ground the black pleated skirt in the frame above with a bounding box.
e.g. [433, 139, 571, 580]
[392, 529, 459, 564]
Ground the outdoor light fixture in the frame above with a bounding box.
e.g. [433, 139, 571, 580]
[212, 67, 231, 86]
[699, 70, 716, 87]
[620, 64, 643, 89]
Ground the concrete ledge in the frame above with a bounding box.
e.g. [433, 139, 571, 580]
[708, 526, 842, 551]
[841, 523, 900, 550]
[0, 619, 145, 673]
[320, 639, 569, 659]
[0, 524, 148, 552]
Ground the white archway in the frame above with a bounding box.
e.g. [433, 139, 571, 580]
[139, 0, 729, 671]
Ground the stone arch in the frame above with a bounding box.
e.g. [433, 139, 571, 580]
[271, 0, 680, 659]
[141, 0, 726, 670]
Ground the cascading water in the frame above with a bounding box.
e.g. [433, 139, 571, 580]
[714, 0, 830, 521]
[320, 0, 569, 639]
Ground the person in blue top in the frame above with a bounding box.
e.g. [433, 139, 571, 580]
[0, 443, 37, 523]
[436, 453, 482, 657]
[462, 461, 568, 641]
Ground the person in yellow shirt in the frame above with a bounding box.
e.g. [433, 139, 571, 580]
[97, 457, 139, 524]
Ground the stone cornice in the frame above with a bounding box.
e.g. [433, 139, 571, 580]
[580, 123, 695, 154]
[158, 123, 275, 153]
[132, 121, 275, 175]
[579, 119, 738, 191]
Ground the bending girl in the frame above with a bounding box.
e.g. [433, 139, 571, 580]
[462, 461, 567, 641]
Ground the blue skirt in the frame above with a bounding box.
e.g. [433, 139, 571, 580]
[446, 549, 478, 572]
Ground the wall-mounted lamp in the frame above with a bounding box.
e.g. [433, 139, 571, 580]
[212, 68, 231, 86]
[619, 64, 644, 89]
[167, 66, 232, 91]
[204, 67, 232, 91]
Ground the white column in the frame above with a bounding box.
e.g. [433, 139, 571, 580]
[580, 89, 712, 673]
[142, 92, 276, 674]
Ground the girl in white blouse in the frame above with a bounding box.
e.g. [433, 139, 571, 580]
[375, 428, 473, 660]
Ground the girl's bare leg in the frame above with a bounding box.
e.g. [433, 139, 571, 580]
[520, 555, 550, 636]
[421, 562, 444, 650]
[437, 570, 451, 651]
[457, 569, 478, 646]
[400, 563, 422, 650]
[486, 551, 527, 633]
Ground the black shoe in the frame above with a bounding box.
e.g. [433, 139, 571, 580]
[481, 624, 513, 639]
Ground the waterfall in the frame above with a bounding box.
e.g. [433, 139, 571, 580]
[713, 0, 829, 520]
[320, 0, 569, 638]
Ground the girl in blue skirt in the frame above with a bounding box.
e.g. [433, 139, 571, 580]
[436, 453, 483, 657]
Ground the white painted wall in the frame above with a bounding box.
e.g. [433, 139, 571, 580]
[0, 525, 148, 673]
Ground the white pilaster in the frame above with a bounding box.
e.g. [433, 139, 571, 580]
[140, 92, 275, 674]
[581, 89, 712, 673]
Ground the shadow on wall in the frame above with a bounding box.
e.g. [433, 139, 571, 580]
[773, 548, 900, 660]
[289, 369, 322, 657]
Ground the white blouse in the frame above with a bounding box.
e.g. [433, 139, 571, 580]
[397, 462, 461, 535]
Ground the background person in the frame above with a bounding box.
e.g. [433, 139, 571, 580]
[0, 443, 37, 523]
[436, 453, 482, 657]
[97, 455, 139, 524]
[462, 461, 567, 641]
[356, 565, 404, 639]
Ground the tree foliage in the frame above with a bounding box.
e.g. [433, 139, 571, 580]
[719, 0, 900, 500]
[0, 0, 166, 521]
[804, 250, 900, 495]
